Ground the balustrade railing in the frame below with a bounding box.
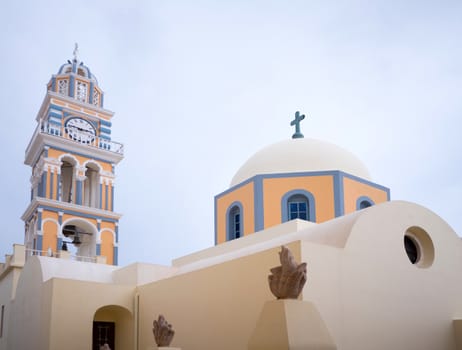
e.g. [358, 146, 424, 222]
[25, 248, 97, 263]
[26, 121, 124, 155]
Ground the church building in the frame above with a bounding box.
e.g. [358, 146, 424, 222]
[1, 52, 462, 350]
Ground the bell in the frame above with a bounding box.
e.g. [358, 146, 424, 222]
[72, 234, 82, 246]
[62, 225, 77, 237]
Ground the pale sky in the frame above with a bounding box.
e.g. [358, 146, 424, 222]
[1, 0, 461, 266]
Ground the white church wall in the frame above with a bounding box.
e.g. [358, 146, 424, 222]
[137, 242, 298, 350]
[7, 257, 52, 349]
[297, 201, 462, 350]
[0, 268, 21, 350]
[335, 201, 462, 350]
[47, 278, 134, 350]
[112, 262, 177, 286]
[6, 256, 135, 350]
[137, 201, 462, 350]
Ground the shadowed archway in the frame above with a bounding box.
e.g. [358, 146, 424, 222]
[93, 305, 133, 350]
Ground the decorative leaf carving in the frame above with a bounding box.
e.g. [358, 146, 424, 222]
[268, 246, 307, 299]
[153, 314, 175, 347]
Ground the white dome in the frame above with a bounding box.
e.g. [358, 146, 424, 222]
[230, 138, 371, 187]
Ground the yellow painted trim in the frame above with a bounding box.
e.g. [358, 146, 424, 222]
[101, 231, 114, 265]
[263, 175, 335, 227]
[62, 214, 97, 226]
[343, 177, 388, 214]
[216, 182, 255, 244]
[42, 220, 58, 254]
[50, 98, 113, 120]
[48, 148, 112, 172]
[82, 108, 97, 116]
[100, 221, 115, 230]
[52, 99, 66, 107]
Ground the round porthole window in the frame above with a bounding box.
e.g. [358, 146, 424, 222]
[404, 236, 418, 264]
[403, 226, 434, 268]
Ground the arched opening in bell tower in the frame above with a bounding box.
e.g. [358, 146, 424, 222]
[61, 219, 97, 260]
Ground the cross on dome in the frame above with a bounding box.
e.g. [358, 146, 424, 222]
[290, 111, 306, 139]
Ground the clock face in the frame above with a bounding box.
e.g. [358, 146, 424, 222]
[65, 117, 96, 144]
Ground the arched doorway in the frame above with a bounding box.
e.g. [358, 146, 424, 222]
[93, 305, 133, 350]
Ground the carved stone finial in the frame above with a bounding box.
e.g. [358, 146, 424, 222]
[73, 43, 79, 62]
[153, 314, 175, 347]
[268, 246, 307, 299]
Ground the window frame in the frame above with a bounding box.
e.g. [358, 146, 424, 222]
[356, 196, 375, 210]
[281, 189, 316, 223]
[75, 80, 88, 103]
[288, 194, 308, 220]
[92, 87, 101, 107]
[226, 202, 243, 241]
[0, 305, 4, 338]
[57, 78, 69, 95]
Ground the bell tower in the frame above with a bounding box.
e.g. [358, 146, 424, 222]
[21, 47, 124, 265]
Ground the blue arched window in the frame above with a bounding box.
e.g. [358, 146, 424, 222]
[227, 202, 243, 241]
[356, 196, 374, 210]
[281, 190, 316, 223]
[288, 194, 308, 220]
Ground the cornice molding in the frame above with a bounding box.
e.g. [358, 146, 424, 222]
[21, 197, 122, 222]
[36, 91, 114, 123]
[25, 133, 123, 167]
